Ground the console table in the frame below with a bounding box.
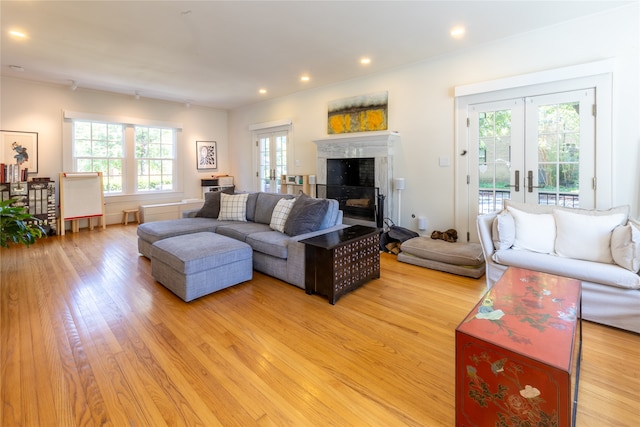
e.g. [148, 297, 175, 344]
[301, 225, 380, 304]
[455, 267, 582, 427]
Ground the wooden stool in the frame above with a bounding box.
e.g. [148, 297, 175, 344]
[122, 208, 140, 225]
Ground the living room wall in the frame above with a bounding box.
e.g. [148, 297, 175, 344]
[228, 3, 640, 235]
[0, 77, 228, 225]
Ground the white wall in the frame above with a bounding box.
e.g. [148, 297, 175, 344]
[0, 77, 227, 226]
[228, 4, 640, 234]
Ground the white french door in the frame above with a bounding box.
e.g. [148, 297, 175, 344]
[256, 129, 288, 193]
[467, 89, 596, 227]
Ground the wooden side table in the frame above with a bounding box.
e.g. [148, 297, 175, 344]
[455, 267, 582, 427]
[301, 225, 380, 304]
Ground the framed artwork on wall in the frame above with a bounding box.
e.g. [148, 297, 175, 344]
[1, 130, 38, 173]
[327, 91, 388, 134]
[196, 140, 217, 170]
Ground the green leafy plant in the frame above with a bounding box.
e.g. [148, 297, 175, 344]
[0, 198, 46, 248]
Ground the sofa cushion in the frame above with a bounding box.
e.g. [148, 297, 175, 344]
[137, 218, 220, 244]
[554, 208, 626, 264]
[215, 222, 271, 242]
[218, 193, 248, 221]
[491, 210, 515, 250]
[284, 193, 330, 236]
[254, 193, 294, 224]
[245, 231, 291, 259]
[245, 192, 259, 222]
[504, 199, 630, 218]
[319, 199, 339, 230]
[611, 222, 640, 273]
[270, 197, 296, 232]
[195, 187, 235, 218]
[507, 206, 555, 254]
[492, 249, 640, 290]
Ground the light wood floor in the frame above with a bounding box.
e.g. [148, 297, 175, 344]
[1, 225, 638, 426]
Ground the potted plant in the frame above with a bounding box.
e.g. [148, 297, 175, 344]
[0, 198, 46, 248]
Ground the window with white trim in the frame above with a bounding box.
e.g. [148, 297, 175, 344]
[71, 119, 177, 195]
[73, 120, 125, 194]
[135, 126, 176, 192]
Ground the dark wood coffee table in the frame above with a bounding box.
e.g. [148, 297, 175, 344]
[301, 225, 380, 304]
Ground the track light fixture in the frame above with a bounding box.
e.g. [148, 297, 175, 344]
[70, 80, 77, 91]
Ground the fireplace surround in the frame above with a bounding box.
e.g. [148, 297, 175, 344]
[313, 131, 400, 227]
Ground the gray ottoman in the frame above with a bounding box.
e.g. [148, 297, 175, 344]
[151, 232, 253, 301]
[398, 237, 485, 278]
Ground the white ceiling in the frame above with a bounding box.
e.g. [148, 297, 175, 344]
[1, 1, 631, 110]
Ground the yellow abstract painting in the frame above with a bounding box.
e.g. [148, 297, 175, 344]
[328, 92, 388, 134]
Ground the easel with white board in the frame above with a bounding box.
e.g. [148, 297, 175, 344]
[59, 172, 106, 235]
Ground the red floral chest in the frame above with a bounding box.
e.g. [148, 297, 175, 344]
[456, 267, 582, 427]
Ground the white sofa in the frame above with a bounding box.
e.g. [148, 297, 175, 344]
[477, 200, 640, 334]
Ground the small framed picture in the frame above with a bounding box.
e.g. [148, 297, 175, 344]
[1, 130, 38, 174]
[196, 141, 217, 170]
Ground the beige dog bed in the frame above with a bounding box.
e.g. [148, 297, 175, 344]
[398, 237, 485, 278]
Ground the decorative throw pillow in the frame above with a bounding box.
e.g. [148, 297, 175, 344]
[254, 193, 294, 224]
[491, 210, 515, 250]
[217, 193, 248, 221]
[553, 208, 626, 263]
[195, 187, 234, 218]
[611, 222, 640, 272]
[270, 197, 296, 232]
[507, 206, 555, 254]
[284, 193, 330, 236]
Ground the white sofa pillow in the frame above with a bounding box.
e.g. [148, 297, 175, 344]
[270, 197, 296, 232]
[218, 193, 248, 221]
[553, 208, 626, 263]
[491, 210, 515, 250]
[506, 206, 555, 254]
[611, 222, 640, 272]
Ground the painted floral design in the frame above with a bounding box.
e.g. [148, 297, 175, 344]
[471, 274, 577, 345]
[466, 352, 559, 427]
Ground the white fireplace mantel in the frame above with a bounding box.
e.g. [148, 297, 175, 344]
[313, 130, 399, 157]
[313, 131, 400, 226]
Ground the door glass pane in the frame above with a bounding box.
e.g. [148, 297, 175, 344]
[257, 131, 288, 193]
[478, 110, 512, 214]
[259, 136, 270, 192]
[275, 134, 287, 193]
[537, 102, 580, 207]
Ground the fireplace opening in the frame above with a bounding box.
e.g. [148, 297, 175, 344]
[327, 158, 374, 187]
[323, 158, 378, 224]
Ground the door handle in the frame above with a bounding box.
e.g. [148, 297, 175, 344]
[508, 170, 520, 192]
[527, 170, 543, 193]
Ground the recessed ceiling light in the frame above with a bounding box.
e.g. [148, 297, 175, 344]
[300, 75, 310, 82]
[360, 58, 371, 65]
[259, 89, 267, 94]
[450, 26, 466, 39]
[9, 30, 27, 38]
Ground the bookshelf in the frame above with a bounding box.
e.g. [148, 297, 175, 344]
[0, 179, 57, 235]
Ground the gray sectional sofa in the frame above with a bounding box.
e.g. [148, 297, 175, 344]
[137, 191, 346, 289]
